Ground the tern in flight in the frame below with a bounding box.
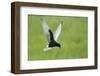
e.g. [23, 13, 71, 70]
[41, 19, 62, 51]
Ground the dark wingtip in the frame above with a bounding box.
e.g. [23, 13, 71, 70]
[61, 21, 63, 24]
[60, 21, 63, 25]
[40, 18, 43, 21]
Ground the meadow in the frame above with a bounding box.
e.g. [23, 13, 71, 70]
[28, 15, 88, 61]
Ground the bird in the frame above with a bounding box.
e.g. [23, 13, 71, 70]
[40, 18, 62, 51]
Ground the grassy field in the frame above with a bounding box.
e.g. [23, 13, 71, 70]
[28, 15, 88, 61]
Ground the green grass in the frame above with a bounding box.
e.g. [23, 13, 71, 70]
[28, 15, 88, 61]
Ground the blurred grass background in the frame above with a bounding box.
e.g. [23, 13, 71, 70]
[28, 15, 88, 61]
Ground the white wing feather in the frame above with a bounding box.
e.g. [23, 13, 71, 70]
[54, 23, 62, 41]
[41, 19, 50, 42]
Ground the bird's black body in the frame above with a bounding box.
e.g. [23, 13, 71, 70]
[48, 29, 61, 48]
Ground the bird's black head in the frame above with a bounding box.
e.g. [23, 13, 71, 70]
[57, 43, 61, 48]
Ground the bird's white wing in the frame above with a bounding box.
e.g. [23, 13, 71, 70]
[41, 19, 50, 42]
[54, 22, 62, 41]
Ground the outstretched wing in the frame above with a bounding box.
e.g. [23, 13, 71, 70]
[54, 22, 62, 41]
[41, 18, 50, 42]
